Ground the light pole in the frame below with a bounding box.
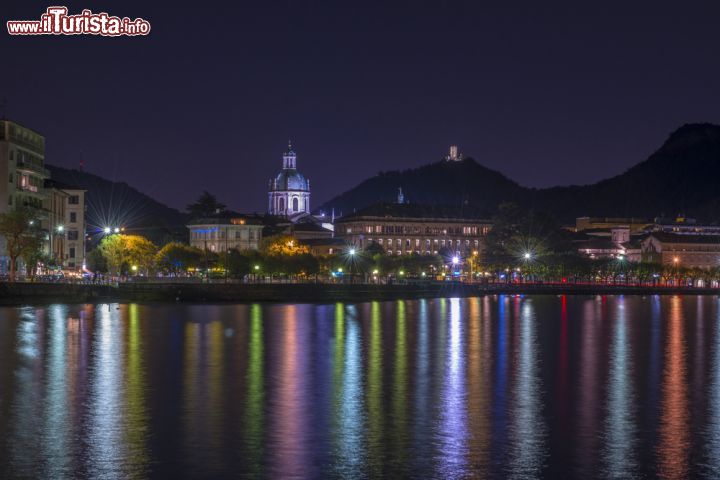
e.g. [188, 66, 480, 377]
[523, 252, 533, 283]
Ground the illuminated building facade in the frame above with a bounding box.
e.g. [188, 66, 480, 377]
[642, 232, 720, 268]
[0, 120, 86, 273]
[268, 142, 310, 219]
[335, 203, 491, 256]
[44, 180, 86, 270]
[187, 214, 264, 252]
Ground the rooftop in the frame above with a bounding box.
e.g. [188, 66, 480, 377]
[336, 202, 492, 222]
[187, 211, 265, 226]
[649, 232, 720, 244]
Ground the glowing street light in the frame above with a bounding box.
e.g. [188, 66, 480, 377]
[131, 265, 138, 272]
[372, 269, 378, 275]
[349, 248, 356, 256]
[399, 270, 405, 276]
[524, 252, 532, 260]
[254, 265, 260, 271]
[103, 227, 111, 234]
[452, 255, 459, 265]
[114, 227, 120, 233]
[56, 225, 64, 233]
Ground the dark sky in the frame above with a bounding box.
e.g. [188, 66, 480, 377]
[2, 1, 720, 213]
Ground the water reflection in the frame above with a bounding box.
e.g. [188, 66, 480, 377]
[658, 297, 690, 479]
[437, 298, 468, 477]
[509, 298, 546, 477]
[0, 297, 720, 478]
[603, 297, 637, 477]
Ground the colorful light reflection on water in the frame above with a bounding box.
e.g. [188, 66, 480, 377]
[1, 295, 720, 478]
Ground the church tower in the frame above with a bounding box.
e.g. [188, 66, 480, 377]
[268, 141, 311, 219]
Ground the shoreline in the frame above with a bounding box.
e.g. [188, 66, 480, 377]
[1, 281, 718, 306]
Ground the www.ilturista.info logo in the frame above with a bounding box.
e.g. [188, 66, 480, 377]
[7, 6, 151, 36]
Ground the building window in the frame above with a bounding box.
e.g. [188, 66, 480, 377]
[69, 247, 76, 258]
[67, 231, 79, 240]
[292, 197, 299, 212]
[68, 195, 79, 205]
[70, 212, 77, 223]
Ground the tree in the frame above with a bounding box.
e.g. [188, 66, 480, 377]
[86, 248, 108, 273]
[156, 242, 203, 274]
[187, 191, 227, 218]
[217, 248, 252, 278]
[125, 235, 158, 274]
[98, 234, 157, 275]
[0, 208, 43, 281]
[260, 235, 309, 256]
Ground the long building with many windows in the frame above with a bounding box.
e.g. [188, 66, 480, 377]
[334, 203, 492, 256]
[187, 213, 264, 252]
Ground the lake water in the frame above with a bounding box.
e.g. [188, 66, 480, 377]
[1, 296, 719, 479]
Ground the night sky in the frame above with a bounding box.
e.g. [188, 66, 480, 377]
[2, 1, 720, 213]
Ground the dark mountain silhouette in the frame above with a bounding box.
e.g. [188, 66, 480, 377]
[316, 158, 527, 218]
[317, 123, 720, 223]
[46, 165, 190, 245]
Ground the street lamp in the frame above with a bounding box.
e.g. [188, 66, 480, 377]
[114, 227, 120, 233]
[103, 227, 111, 234]
[57, 225, 64, 233]
[524, 252, 532, 260]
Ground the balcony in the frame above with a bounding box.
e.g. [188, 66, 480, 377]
[15, 160, 50, 177]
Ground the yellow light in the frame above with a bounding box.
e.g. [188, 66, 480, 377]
[131, 265, 138, 271]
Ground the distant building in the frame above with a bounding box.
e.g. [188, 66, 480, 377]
[445, 145, 463, 161]
[653, 216, 720, 235]
[641, 232, 720, 268]
[187, 213, 264, 252]
[574, 216, 652, 233]
[268, 142, 311, 220]
[287, 221, 334, 240]
[335, 203, 491, 256]
[44, 180, 86, 270]
[575, 226, 643, 261]
[300, 237, 348, 256]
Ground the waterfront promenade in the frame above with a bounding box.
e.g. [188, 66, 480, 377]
[2, 280, 719, 305]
